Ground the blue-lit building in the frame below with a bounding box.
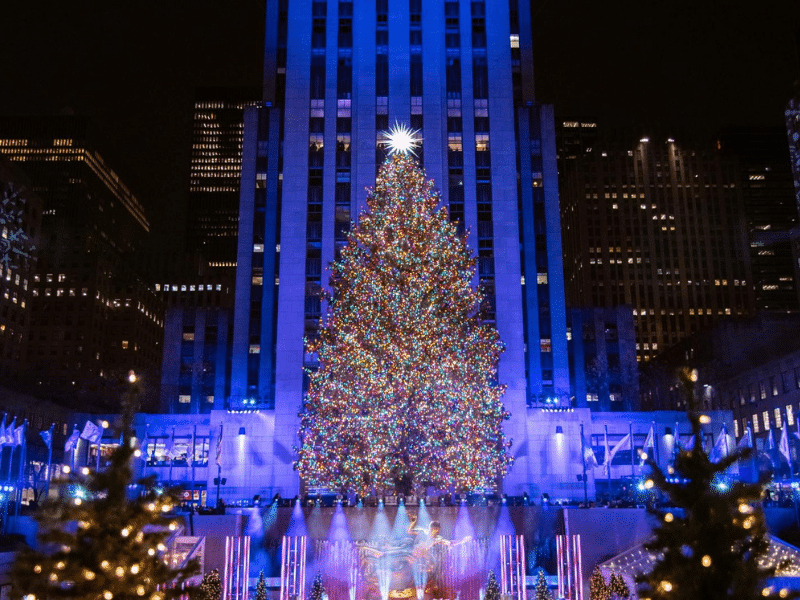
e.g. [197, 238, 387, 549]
[220, 0, 569, 496]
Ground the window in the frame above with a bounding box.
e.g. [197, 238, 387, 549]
[586, 393, 598, 402]
[734, 419, 739, 438]
[540, 339, 551, 353]
[788, 405, 795, 427]
[121, 340, 129, 350]
[763, 411, 770, 430]
[771, 376, 778, 396]
[753, 415, 760, 433]
[178, 395, 191, 404]
[774, 408, 782, 428]
[760, 382, 767, 400]
[183, 332, 195, 341]
[609, 393, 621, 403]
[206, 396, 214, 404]
[249, 345, 261, 354]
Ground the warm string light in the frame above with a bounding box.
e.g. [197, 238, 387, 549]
[296, 152, 511, 493]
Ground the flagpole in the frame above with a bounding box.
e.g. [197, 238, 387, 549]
[580, 422, 588, 506]
[168, 427, 175, 488]
[629, 422, 635, 477]
[96, 421, 104, 471]
[14, 420, 27, 521]
[44, 423, 54, 501]
[652, 421, 659, 467]
[605, 424, 611, 500]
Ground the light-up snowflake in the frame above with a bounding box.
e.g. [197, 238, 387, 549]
[1, 182, 36, 271]
[379, 122, 423, 156]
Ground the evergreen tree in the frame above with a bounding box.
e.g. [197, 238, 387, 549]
[589, 567, 610, 600]
[638, 369, 797, 600]
[534, 568, 553, 600]
[309, 573, 325, 600]
[11, 379, 198, 600]
[296, 145, 511, 494]
[608, 573, 630, 600]
[199, 570, 221, 600]
[485, 571, 501, 600]
[255, 571, 267, 600]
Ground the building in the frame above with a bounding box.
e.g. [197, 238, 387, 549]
[0, 156, 41, 381]
[219, 0, 571, 495]
[718, 128, 799, 312]
[187, 88, 259, 272]
[560, 133, 755, 363]
[567, 306, 639, 412]
[639, 313, 800, 468]
[0, 115, 163, 411]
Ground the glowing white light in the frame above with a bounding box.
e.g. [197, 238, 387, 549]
[379, 123, 422, 156]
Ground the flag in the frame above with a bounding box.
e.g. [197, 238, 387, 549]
[684, 433, 696, 451]
[609, 433, 632, 464]
[737, 426, 753, 450]
[64, 427, 80, 452]
[40, 425, 53, 450]
[0, 415, 7, 447]
[13, 423, 24, 447]
[765, 429, 776, 452]
[640, 426, 655, 465]
[139, 427, 150, 457]
[709, 425, 729, 463]
[80, 420, 103, 444]
[215, 423, 223, 467]
[779, 424, 791, 465]
[5, 418, 16, 446]
[581, 431, 598, 467]
[601, 427, 611, 475]
[186, 429, 195, 467]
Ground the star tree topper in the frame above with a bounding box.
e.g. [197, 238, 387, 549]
[379, 122, 423, 156]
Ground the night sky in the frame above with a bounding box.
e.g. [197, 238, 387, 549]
[2, 0, 799, 251]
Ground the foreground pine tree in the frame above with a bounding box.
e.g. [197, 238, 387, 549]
[12, 381, 198, 600]
[199, 570, 221, 600]
[534, 569, 553, 600]
[484, 571, 501, 600]
[638, 369, 795, 600]
[296, 148, 511, 494]
[255, 571, 267, 600]
[589, 567, 610, 600]
[309, 573, 325, 600]
[608, 573, 630, 600]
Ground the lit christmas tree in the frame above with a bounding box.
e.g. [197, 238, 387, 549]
[534, 569, 553, 600]
[589, 567, 610, 600]
[296, 135, 511, 495]
[11, 380, 198, 600]
[608, 573, 630, 600]
[199, 570, 221, 600]
[255, 571, 267, 600]
[309, 573, 325, 600]
[638, 369, 795, 600]
[485, 571, 501, 600]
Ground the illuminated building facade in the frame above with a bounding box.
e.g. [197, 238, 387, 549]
[226, 0, 569, 495]
[560, 132, 755, 363]
[0, 156, 41, 381]
[187, 88, 259, 272]
[718, 128, 799, 312]
[0, 116, 163, 411]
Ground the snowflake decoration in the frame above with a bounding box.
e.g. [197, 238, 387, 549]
[379, 122, 423, 156]
[1, 182, 36, 271]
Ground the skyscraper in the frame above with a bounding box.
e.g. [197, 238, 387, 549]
[560, 133, 755, 363]
[186, 88, 259, 272]
[0, 116, 163, 411]
[229, 0, 569, 494]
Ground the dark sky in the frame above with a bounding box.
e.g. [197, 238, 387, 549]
[2, 0, 799, 250]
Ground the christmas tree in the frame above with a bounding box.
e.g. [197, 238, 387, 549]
[589, 567, 610, 600]
[534, 568, 553, 600]
[199, 570, 221, 600]
[296, 139, 511, 494]
[309, 573, 325, 600]
[11, 379, 198, 600]
[638, 369, 795, 600]
[608, 573, 630, 600]
[255, 571, 267, 600]
[485, 571, 501, 600]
